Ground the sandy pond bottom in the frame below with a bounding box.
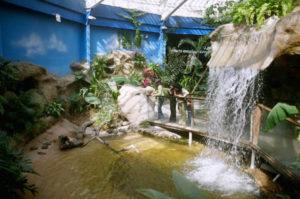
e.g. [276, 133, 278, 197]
[24, 133, 261, 199]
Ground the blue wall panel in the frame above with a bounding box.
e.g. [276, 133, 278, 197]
[90, 26, 160, 64]
[0, 3, 85, 76]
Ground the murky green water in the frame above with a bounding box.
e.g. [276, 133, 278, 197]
[25, 133, 261, 199]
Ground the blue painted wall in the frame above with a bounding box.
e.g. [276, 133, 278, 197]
[90, 26, 160, 63]
[0, 3, 85, 76]
[0, 1, 214, 76]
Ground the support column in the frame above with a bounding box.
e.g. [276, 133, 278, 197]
[250, 105, 262, 169]
[158, 21, 166, 71]
[85, 9, 91, 66]
[188, 132, 192, 147]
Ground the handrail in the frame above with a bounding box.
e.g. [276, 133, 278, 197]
[154, 95, 206, 100]
[257, 103, 300, 127]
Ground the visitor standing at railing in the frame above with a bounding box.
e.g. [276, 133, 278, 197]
[154, 79, 169, 121]
[174, 83, 189, 126]
[169, 82, 177, 123]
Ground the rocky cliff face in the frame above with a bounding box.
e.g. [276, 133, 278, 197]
[208, 7, 300, 70]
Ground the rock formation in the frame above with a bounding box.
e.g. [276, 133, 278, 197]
[118, 85, 155, 125]
[208, 7, 300, 70]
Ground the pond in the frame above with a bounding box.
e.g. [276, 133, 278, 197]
[25, 133, 261, 199]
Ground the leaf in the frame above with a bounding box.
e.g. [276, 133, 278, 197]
[84, 93, 101, 105]
[265, 103, 299, 132]
[107, 80, 118, 92]
[112, 75, 127, 85]
[137, 189, 174, 199]
[172, 171, 206, 199]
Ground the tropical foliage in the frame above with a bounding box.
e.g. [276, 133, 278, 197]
[177, 35, 211, 93]
[227, 0, 297, 28]
[199, 0, 235, 27]
[265, 103, 299, 132]
[116, 9, 146, 48]
[134, 52, 147, 68]
[43, 102, 65, 118]
[137, 170, 206, 199]
[201, 0, 298, 29]
[0, 132, 37, 198]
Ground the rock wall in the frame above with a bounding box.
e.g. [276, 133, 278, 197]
[208, 7, 300, 70]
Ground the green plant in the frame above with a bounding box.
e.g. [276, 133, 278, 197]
[128, 69, 143, 86]
[198, 0, 235, 27]
[139, 121, 150, 128]
[91, 55, 108, 80]
[165, 48, 187, 83]
[121, 32, 133, 49]
[147, 63, 163, 79]
[178, 36, 210, 91]
[116, 9, 146, 48]
[180, 76, 197, 92]
[137, 170, 206, 199]
[276, 194, 291, 199]
[0, 56, 19, 93]
[265, 103, 299, 132]
[0, 131, 37, 198]
[134, 52, 147, 68]
[68, 93, 85, 113]
[43, 102, 65, 117]
[0, 91, 41, 135]
[227, 0, 296, 28]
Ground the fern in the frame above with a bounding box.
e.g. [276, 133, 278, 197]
[227, 0, 297, 28]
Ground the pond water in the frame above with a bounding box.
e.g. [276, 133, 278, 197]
[25, 133, 261, 199]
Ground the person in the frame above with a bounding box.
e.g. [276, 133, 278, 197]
[173, 83, 189, 126]
[153, 79, 168, 121]
[169, 82, 177, 123]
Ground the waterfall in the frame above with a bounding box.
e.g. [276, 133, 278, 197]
[185, 66, 262, 196]
[207, 67, 261, 147]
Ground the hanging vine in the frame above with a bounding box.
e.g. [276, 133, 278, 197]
[115, 9, 146, 48]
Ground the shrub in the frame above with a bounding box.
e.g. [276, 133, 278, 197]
[0, 132, 37, 198]
[43, 102, 65, 118]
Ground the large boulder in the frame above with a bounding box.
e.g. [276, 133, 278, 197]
[57, 74, 90, 101]
[102, 50, 138, 76]
[9, 61, 58, 102]
[70, 60, 89, 73]
[118, 85, 155, 125]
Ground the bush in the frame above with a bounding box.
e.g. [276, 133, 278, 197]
[43, 102, 65, 118]
[0, 132, 37, 198]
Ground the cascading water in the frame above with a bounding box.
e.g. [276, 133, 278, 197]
[185, 66, 262, 197]
[207, 67, 261, 145]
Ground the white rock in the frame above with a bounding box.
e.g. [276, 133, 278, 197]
[118, 85, 155, 125]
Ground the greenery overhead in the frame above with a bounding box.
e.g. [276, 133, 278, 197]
[265, 103, 299, 132]
[201, 0, 298, 29]
[227, 0, 297, 28]
[137, 170, 206, 199]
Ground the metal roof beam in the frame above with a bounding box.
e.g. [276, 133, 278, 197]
[85, 0, 105, 9]
[161, 0, 188, 21]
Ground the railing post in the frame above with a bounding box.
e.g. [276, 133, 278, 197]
[191, 100, 194, 128]
[250, 105, 262, 169]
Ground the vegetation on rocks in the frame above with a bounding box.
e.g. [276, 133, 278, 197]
[0, 132, 37, 198]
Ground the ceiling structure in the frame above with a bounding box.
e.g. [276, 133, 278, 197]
[85, 0, 235, 18]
